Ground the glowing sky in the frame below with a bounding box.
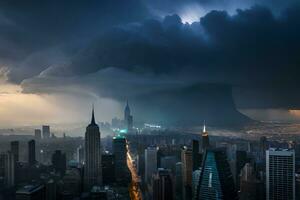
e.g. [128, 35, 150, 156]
[0, 81, 122, 127]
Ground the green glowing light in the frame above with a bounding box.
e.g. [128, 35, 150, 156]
[119, 129, 127, 134]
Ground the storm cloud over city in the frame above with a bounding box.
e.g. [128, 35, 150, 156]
[0, 0, 300, 125]
[1, 1, 300, 200]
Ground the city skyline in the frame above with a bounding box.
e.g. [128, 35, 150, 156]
[0, 1, 300, 199]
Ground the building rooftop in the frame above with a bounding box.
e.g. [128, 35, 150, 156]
[16, 184, 44, 195]
[113, 134, 126, 140]
[268, 148, 294, 152]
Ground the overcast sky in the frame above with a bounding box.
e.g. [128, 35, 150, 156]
[0, 0, 300, 126]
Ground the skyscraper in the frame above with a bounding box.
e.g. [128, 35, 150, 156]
[124, 100, 133, 131]
[192, 140, 202, 171]
[28, 140, 36, 166]
[181, 146, 193, 200]
[160, 156, 176, 173]
[266, 148, 295, 200]
[152, 168, 173, 200]
[175, 162, 183, 199]
[196, 149, 237, 200]
[84, 107, 102, 190]
[259, 136, 268, 161]
[34, 129, 42, 140]
[76, 145, 84, 165]
[51, 150, 66, 176]
[201, 123, 210, 153]
[0, 151, 14, 187]
[235, 150, 248, 189]
[260, 136, 267, 153]
[113, 135, 128, 182]
[145, 146, 158, 183]
[192, 169, 201, 199]
[128, 115, 133, 131]
[10, 141, 19, 164]
[42, 125, 50, 139]
[124, 100, 131, 123]
[239, 163, 265, 200]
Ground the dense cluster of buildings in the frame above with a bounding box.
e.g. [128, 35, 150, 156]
[129, 125, 298, 200]
[0, 103, 133, 200]
[0, 101, 299, 200]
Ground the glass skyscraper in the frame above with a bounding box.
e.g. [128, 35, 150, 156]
[196, 149, 237, 200]
[266, 148, 295, 200]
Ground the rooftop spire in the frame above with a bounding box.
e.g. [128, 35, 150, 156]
[91, 104, 96, 125]
[203, 120, 206, 133]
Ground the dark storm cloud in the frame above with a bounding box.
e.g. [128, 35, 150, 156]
[43, 6, 300, 85]
[27, 5, 300, 109]
[1, 0, 300, 110]
[0, 0, 149, 82]
[144, 0, 299, 16]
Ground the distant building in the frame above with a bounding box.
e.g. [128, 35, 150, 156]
[16, 184, 46, 200]
[112, 135, 129, 183]
[152, 168, 173, 200]
[124, 100, 133, 131]
[10, 141, 19, 164]
[160, 156, 176, 173]
[128, 115, 133, 131]
[260, 136, 268, 154]
[145, 146, 158, 183]
[226, 144, 248, 190]
[195, 149, 238, 200]
[181, 147, 193, 200]
[124, 100, 131, 125]
[266, 148, 295, 200]
[76, 145, 84, 165]
[240, 163, 265, 200]
[235, 150, 248, 189]
[201, 123, 210, 153]
[28, 140, 36, 166]
[51, 150, 66, 176]
[192, 140, 202, 171]
[0, 151, 15, 187]
[34, 129, 42, 140]
[259, 136, 268, 161]
[111, 117, 123, 129]
[42, 125, 50, 139]
[84, 107, 102, 190]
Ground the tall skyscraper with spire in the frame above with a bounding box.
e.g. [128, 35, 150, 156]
[201, 122, 210, 153]
[124, 100, 133, 131]
[124, 100, 131, 122]
[84, 107, 102, 190]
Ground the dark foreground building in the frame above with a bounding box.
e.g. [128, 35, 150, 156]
[152, 168, 173, 200]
